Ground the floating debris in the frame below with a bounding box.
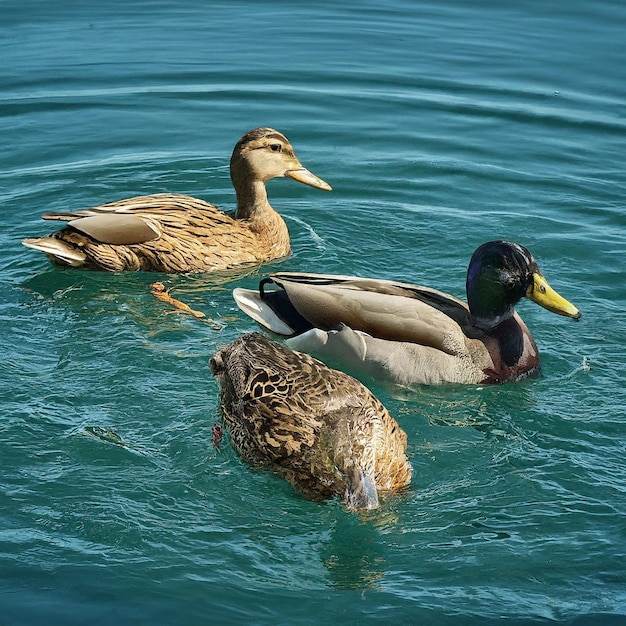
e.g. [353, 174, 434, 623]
[83, 425, 126, 447]
[150, 282, 207, 319]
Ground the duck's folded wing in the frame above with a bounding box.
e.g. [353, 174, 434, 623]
[236, 272, 473, 355]
[64, 214, 162, 245]
[38, 193, 235, 245]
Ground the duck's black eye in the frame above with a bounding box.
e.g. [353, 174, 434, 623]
[270, 144, 282, 153]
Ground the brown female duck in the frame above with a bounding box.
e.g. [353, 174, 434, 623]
[233, 241, 581, 386]
[210, 333, 412, 511]
[22, 128, 331, 273]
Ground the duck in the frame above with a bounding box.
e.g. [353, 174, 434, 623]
[22, 127, 331, 273]
[232, 241, 582, 386]
[210, 332, 412, 511]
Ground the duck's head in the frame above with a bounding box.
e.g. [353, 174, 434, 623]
[466, 240, 581, 330]
[229, 127, 331, 192]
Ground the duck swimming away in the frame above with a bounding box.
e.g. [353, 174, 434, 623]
[210, 333, 412, 511]
[233, 241, 581, 386]
[22, 127, 331, 273]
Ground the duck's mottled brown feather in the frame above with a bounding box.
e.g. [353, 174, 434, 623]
[210, 333, 412, 510]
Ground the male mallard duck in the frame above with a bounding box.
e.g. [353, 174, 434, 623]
[233, 241, 581, 386]
[22, 128, 331, 273]
[210, 332, 412, 511]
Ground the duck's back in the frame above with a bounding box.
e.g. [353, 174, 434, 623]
[27, 193, 290, 272]
[210, 333, 412, 510]
[248, 272, 474, 354]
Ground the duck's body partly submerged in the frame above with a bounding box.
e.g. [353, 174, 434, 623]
[210, 333, 412, 511]
[233, 241, 581, 386]
[23, 192, 288, 273]
[22, 128, 331, 273]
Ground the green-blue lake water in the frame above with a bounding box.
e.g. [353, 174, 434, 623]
[2, 1, 625, 624]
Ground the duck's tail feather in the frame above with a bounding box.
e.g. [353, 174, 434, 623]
[22, 237, 87, 267]
[343, 466, 380, 511]
[232, 287, 295, 335]
[333, 412, 380, 511]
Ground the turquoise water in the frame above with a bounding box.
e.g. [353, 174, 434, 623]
[2, 1, 626, 623]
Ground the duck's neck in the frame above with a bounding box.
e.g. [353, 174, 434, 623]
[234, 179, 271, 220]
[467, 269, 518, 332]
[234, 179, 290, 254]
[471, 307, 514, 332]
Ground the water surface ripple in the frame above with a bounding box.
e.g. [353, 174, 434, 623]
[1, 1, 625, 624]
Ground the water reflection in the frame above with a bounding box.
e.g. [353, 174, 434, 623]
[392, 381, 539, 440]
[318, 498, 407, 590]
[320, 513, 385, 590]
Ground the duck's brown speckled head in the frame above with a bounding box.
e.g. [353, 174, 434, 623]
[229, 127, 331, 190]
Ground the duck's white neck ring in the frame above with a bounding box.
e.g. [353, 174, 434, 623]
[471, 308, 514, 331]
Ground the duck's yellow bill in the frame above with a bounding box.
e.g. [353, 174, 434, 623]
[527, 273, 581, 319]
[285, 167, 332, 191]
